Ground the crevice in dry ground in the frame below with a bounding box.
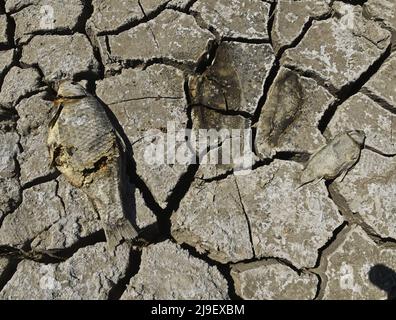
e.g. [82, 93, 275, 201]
[13, 226, 101, 270]
[49, 230, 107, 261]
[312, 272, 323, 300]
[312, 221, 349, 270]
[222, 37, 271, 44]
[138, 0, 160, 50]
[327, 182, 395, 247]
[266, 0, 277, 48]
[366, 231, 396, 247]
[133, 174, 163, 224]
[1, 2, 33, 15]
[31, 230, 106, 263]
[177, 0, 199, 13]
[195, 40, 219, 74]
[164, 163, 199, 212]
[234, 178, 256, 258]
[0, 107, 18, 123]
[365, 145, 396, 157]
[22, 171, 61, 190]
[0, 51, 17, 92]
[120, 56, 198, 75]
[251, 3, 331, 127]
[54, 179, 66, 213]
[361, 88, 396, 115]
[284, 64, 338, 95]
[108, 96, 184, 106]
[108, 247, 141, 300]
[177, 241, 242, 300]
[196, 157, 274, 183]
[4, 8, 15, 49]
[318, 43, 392, 134]
[189, 10, 221, 42]
[190, 103, 252, 119]
[339, 0, 368, 6]
[273, 151, 311, 163]
[10, 88, 47, 111]
[266, 256, 303, 275]
[97, 1, 171, 36]
[76, 0, 94, 35]
[0, 0, 5, 14]
[184, 76, 194, 129]
[251, 60, 278, 128]
[327, 159, 396, 247]
[326, 182, 388, 247]
[0, 259, 18, 293]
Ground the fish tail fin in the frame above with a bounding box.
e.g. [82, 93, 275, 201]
[104, 219, 138, 251]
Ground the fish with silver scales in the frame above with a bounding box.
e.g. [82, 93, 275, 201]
[47, 81, 138, 251]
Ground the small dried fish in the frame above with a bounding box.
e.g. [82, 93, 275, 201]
[299, 130, 365, 187]
[47, 81, 138, 250]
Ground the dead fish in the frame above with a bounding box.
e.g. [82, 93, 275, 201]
[47, 81, 138, 250]
[255, 68, 304, 158]
[299, 130, 366, 187]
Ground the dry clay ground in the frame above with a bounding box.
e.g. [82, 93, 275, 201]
[0, 0, 396, 300]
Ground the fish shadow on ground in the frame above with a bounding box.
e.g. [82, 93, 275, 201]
[369, 264, 396, 300]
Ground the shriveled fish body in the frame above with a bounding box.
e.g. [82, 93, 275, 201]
[300, 130, 365, 186]
[47, 81, 138, 250]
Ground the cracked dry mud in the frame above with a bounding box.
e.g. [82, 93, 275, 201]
[0, 0, 395, 300]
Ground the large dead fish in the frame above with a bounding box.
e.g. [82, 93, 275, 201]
[47, 81, 138, 250]
[299, 130, 366, 187]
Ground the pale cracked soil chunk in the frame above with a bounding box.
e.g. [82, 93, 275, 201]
[11, 0, 84, 44]
[0, 130, 19, 179]
[326, 93, 396, 155]
[121, 240, 229, 300]
[5, 0, 42, 13]
[134, 188, 157, 230]
[231, 260, 318, 300]
[0, 66, 42, 109]
[363, 0, 396, 32]
[0, 178, 102, 251]
[1, 0, 395, 301]
[364, 53, 396, 113]
[256, 67, 334, 158]
[330, 150, 396, 240]
[272, 0, 331, 54]
[321, 226, 396, 300]
[171, 174, 254, 264]
[103, 10, 215, 69]
[192, 0, 270, 40]
[189, 41, 275, 115]
[96, 65, 188, 209]
[0, 50, 13, 78]
[88, 0, 169, 34]
[0, 177, 21, 221]
[15, 92, 54, 185]
[0, 181, 65, 247]
[282, 2, 391, 91]
[191, 107, 253, 180]
[21, 34, 100, 82]
[0, 130, 21, 219]
[0, 14, 8, 46]
[0, 243, 130, 300]
[30, 176, 102, 251]
[0, 258, 8, 276]
[235, 160, 343, 269]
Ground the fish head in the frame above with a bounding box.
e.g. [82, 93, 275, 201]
[347, 130, 366, 147]
[56, 80, 88, 99]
